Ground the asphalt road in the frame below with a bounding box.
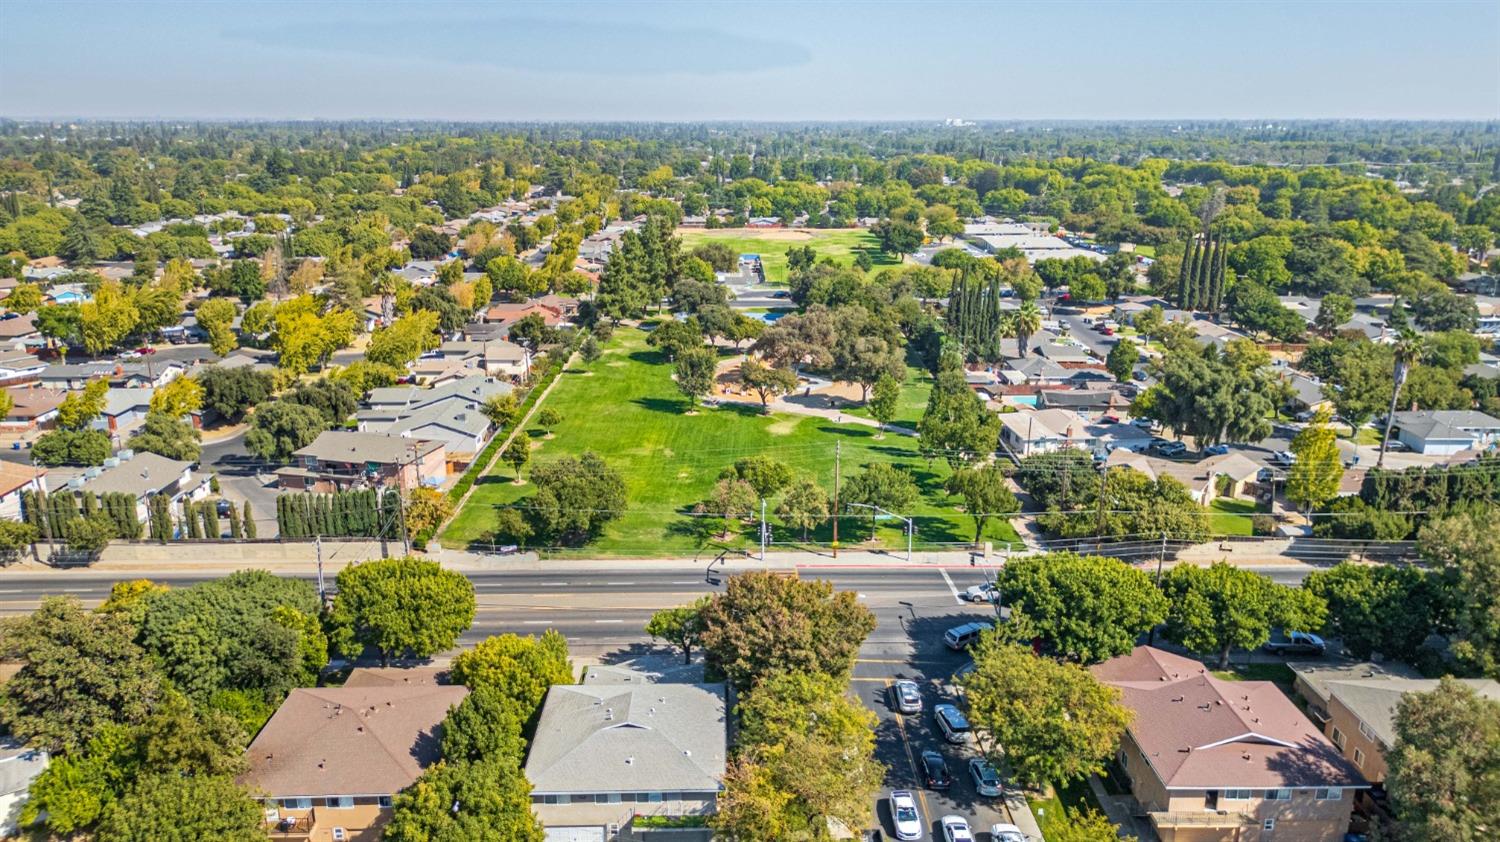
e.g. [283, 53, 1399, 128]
[201, 428, 283, 536]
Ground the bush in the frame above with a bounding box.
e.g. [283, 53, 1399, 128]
[1251, 514, 1279, 536]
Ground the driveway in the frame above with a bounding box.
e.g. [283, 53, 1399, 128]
[201, 429, 281, 537]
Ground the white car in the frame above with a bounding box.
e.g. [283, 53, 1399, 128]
[890, 790, 922, 841]
[940, 815, 974, 842]
[890, 679, 923, 715]
[989, 824, 1027, 842]
[963, 582, 999, 603]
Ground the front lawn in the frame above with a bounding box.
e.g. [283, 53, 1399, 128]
[442, 328, 1018, 556]
[1212, 662, 1297, 690]
[1208, 498, 1257, 536]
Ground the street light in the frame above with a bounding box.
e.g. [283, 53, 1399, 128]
[846, 502, 913, 563]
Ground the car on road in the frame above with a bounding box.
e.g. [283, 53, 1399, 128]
[989, 824, 1027, 842]
[940, 816, 974, 842]
[963, 582, 999, 603]
[890, 680, 922, 715]
[1264, 630, 1327, 656]
[920, 750, 952, 790]
[1152, 441, 1188, 457]
[889, 791, 922, 841]
[943, 622, 989, 650]
[934, 703, 972, 744]
[968, 757, 1002, 797]
[1203, 443, 1230, 456]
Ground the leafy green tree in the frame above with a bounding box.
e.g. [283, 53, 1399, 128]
[533, 407, 562, 436]
[449, 631, 573, 720]
[1134, 340, 1277, 446]
[999, 553, 1168, 663]
[127, 412, 201, 461]
[777, 477, 830, 541]
[1042, 809, 1138, 842]
[368, 309, 440, 367]
[1160, 561, 1327, 668]
[697, 571, 876, 690]
[1384, 677, 1500, 842]
[197, 366, 273, 422]
[385, 759, 544, 842]
[961, 636, 1132, 788]
[945, 463, 1019, 544]
[0, 597, 165, 754]
[195, 298, 239, 357]
[481, 392, 518, 428]
[919, 351, 1001, 467]
[244, 401, 327, 461]
[1417, 509, 1500, 677]
[868, 372, 902, 434]
[697, 477, 758, 536]
[95, 774, 262, 842]
[329, 557, 476, 665]
[1314, 293, 1354, 334]
[439, 685, 527, 768]
[1287, 409, 1343, 511]
[843, 462, 919, 537]
[526, 452, 626, 545]
[1304, 562, 1445, 662]
[738, 358, 798, 409]
[32, 428, 112, 466]
[1106, 338, 1137, 382]
[503, 432, 531, 480]
[711, 759, 799, 840]
[645, 597, 711, 664]
[674, 346, 717, 410]
[646, 317, 703, 362]
[718, 455, 794, 498]
[1378, 310, 1426, 469]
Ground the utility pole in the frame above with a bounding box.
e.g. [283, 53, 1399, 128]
[315, 533, 326, 603]
[759, 498, 767, 564]
[832, 440, 840, 558]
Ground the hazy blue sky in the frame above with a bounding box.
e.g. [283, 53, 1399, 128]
[3, 0, 1497, 120]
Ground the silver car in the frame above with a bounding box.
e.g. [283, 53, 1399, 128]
[968, 757, 1002, 797]
[890, 679, 922, 715]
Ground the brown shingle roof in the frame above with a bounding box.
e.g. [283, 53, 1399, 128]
[1093, 647, 1365, 790]
[242, 684, 466, 798]
[343, 667, 450, 688]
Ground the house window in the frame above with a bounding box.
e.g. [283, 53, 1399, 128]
[378, 796, 392, 808]
[281, 798, 312, 810]
[1264, 789, 1291, 801]
[1118, 750, 1128, 769]
[1358, 721, 1379, 742]
[645, 792, 663, 803]
[1331, 726, 1346, 749]
[325, 796, 353, 809]
[1263, 818, 1276, 831]
[1222, 789, 1253, 800]
[1316, 788, 1342, 801]
[1354, 748, 1366, 768]
[331, 829, 347, 842]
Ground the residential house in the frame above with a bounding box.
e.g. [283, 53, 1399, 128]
[1035, 340, 1096, 365]
[363, 375, 512, 419]
[0, 352, 46, 385]
[431, 339, 532, 380]
[481, 300, 565, 329]
[242, 682, 467, 842]
[1105, 450, 1261, 505]
[362, 402, 492, 469]
[1094, 647, 1366, 842]
[1389, 410, 1500, 455]
[341, 666, 448, 689]
[37, 363, 115, 391]
[43, 284, 89, 306]
[525, 667, 727, 839]
[93, 387, 154, 438]
[1284, 374, 1331, 417]
[0, 460, 45, 521]
[1291, 663, 1500, 785]
[998, 357, 1073, 386]
[276, 431, 446, 493]
[998, 408, 1095, 457]
[0, 742, 49, 838]
[1188, 320, 1249, 352]
[1037, 389, 1129, 415]
[72, 450, 206, 525]
[1, 387, 66, 436]
[0, 314, 40, 352]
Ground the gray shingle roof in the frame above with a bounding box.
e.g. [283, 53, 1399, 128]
[524, 683, 726, 795]
[1392, 410, 1500, 442]
[78, 452, 190, 498]
[293, 430, 444, 465]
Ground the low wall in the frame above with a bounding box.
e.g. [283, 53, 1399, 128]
[92, 539, 394, 568]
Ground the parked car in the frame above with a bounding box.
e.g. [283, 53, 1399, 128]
[1154, 441, 1188, 457]
[921, 750, 953, 790]
[890, 680, 922, 715]
[890, 791, 922, 841]
[1264, 630, 1327, 656]
[1385, 439, 1409, 452]
[963, 582, 999, 603]
[989, 824, 1027, 842]
[968, 757, 1003, 797]
[1271, 450, 1297, 466]
[1101, 326, 1115, 335]
[215, 499, 232, 517]
[1100, 414, 1121, 424]
[940, 816, 974, 842]
[934, 704, 972, 744]
[1203, 443, 1230, 456]
[1131, 416, 1157, 429]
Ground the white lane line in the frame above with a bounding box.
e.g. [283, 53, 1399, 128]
[520, 620, 550, 625]
[605, 582, 636, 586]
[670, 580, 699, 585]
[594, 619, 625, 624]
[538, 582, 569, 586]
[61, 587, 98, 593]
[938, 569, 965, 605]
[0, 589, 25, 594]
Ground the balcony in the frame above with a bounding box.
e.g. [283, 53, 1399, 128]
[1150, 810, 1253, 830]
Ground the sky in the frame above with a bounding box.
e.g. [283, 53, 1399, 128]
[2, 0, 1498, 121]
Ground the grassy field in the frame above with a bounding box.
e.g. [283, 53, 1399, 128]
[1208, 497, 1257, 536]
[676, 227, 899, 283]
[842, 363, 934, 431]
[442, 328, 1018, 556]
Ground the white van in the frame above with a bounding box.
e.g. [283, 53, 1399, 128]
[943, 622, 989, 651]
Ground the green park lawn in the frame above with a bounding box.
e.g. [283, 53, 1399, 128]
[676, 227, 899, 284]
[1208, 497, 1257, 536]
[843, 363, 934, 431]
[442, 328, 1018, 557]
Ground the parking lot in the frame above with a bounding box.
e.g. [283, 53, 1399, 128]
[849, 567, 1031, 841]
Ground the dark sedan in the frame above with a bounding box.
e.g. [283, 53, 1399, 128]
[920, 750, 952, 790]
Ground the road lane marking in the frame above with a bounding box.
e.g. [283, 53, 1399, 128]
[605, 581, 636, 585]
[938, 568, 965, 604]
[594, 619, 625, 624]
[538, 582, 569, 586]
[670, 580, 699, 585]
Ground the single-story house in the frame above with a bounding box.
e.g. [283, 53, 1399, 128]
[242, 680, 467, 842]
[1105, 450, 1261, 504]
[525, 667, 727, 839]
[1285, 373, 1332, 416]
[0, 353, 46, 385]
[998, 408, 1095, 457]
[1094, 647, 1365, 842]
[1390, 410, 1500, 455]
[481, 300, 565, 328]
[277, 431, 447, 494]
[1, 387, 67, 435]
[73, 450, 205, 525]
[1037, 389, 1129, 414]
[92, 388, 154, 437]
[432, 339, 532, 380]
[361, 403, 492, 468]
[0, 314, 40, 352]
[36, 363, 115, 391]
[0, 742, 49, 838]
[363, 375, 512, 419]
[0, 460, 45, 521]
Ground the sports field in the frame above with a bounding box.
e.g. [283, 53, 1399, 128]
[676, 227, 899, 283]
[442, 327, 1018, 556]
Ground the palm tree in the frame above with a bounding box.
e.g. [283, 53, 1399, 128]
[1376, 304, 1424, 469]
[1011, 300, 1042, 358]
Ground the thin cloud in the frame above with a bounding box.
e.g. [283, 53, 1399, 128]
[224, 16, 812, 76]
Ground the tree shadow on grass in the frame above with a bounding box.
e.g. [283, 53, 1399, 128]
[664, 516, 722, 550]
[714, 402, 768, 419]
[632, 396, 685, 414]
[628, 349, 669, 366]
[814, 424, 875, 438]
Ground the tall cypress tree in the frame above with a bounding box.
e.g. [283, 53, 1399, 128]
[1211, 235, 1229, 312]
[1179, 237, 1199, 310]
[243, 501, 257, 540]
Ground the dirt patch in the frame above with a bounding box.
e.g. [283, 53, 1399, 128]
[765, 417, 802, 436]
